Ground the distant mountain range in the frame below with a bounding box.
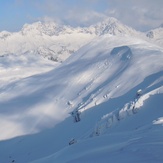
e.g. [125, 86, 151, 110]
[0, 17, 162, 62]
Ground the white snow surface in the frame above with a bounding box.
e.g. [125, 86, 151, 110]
[0, 19, 163, 163]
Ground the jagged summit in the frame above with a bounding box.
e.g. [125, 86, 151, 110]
[21, 21, 65, 36]
[20, 17, 138, 37]
[91, 17, 138, 36]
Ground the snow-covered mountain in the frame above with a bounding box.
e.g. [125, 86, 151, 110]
[92, 17, 140, 36]
[0, 32, 163, 162]
[0, 17, 162, 65]
[0, 21, 93, 62]
[0, 17, 144, 63]
[0, 17, 163, 163]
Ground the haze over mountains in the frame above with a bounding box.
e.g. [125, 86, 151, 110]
[0, 17, 163, 163]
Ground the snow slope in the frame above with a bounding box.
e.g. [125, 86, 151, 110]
[0, 33, 163, 163]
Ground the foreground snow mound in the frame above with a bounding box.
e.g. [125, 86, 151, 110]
[0, 34, 163, 163]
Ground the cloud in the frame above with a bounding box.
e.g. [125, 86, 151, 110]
[64, 10, 107, 27]
[29, 0, 107, 26]
[8, 0, 163, 31]
[104, 0, 163, 31]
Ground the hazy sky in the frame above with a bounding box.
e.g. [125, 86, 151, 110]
[0, 0, 163, 32]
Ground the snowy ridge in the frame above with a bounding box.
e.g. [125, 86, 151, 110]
[91, 86, 162, 137]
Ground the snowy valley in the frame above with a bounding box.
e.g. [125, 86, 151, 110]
[0, 17, 163, 163]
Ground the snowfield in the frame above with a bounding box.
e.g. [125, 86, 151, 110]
[0, 18, 163, 163]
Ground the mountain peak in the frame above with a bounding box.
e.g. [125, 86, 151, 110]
[21, 21, 64, 36]
[92, 17, 138, 36]
[20, 17, 139, 37]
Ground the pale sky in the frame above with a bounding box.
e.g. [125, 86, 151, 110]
[0, 0, 163, 32]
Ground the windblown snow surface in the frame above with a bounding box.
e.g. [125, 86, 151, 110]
[0, 33, 163, 163]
